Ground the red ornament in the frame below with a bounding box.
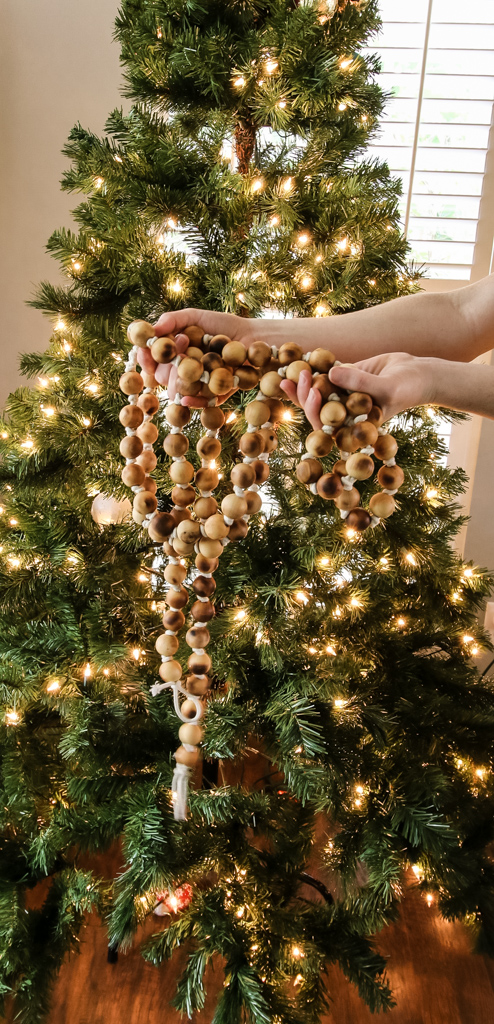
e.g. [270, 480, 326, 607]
[154, 883, 193, 916]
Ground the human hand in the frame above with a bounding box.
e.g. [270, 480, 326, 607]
[328, 352, 436, 422]
[279, 371, 323, 429]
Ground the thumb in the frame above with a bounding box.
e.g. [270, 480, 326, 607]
[329, 364, 381, 398]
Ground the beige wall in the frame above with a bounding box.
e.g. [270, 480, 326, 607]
[0, 0, 122, 407]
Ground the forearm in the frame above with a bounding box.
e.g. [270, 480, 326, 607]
[429, 357, 494, 419]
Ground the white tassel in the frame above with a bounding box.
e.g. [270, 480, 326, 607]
[172, 763, 190, 821]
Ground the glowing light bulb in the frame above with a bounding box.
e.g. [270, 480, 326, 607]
[237, 292, 246, 303]
[300, 275, 313, 290]
[226, 412, 237, 424]
[411, 864, 423, 878]
[281, 410, 293, 423]
[475, 768, 485, 779]
[281, 177, 293, 193]
[294, 745, 303, 753]
[132, 647, 141, 661]
[292, 946, 304, 959]
[315, 304, 328, 316]
[355, 785, 364, 795]
[405, 552, 416, 565]
[294, 974, 304, 986]
[308, 646, 317, 655]
[297, 233, 310, 246]
[82, 417, 91, 427]
[456, 758, 464, 768]
[426, 406, 436, 418]
[8, 556, 21, 567]
[277, 99, 287, 109]
[233, 76, 246, 88]
[72, 260, 82, 272]
[21, 439, 34, 450]
[5, 710, 20, 725]
[471, 646, 480, 656]
[42, 406, 55, 417]
[269, 215, 280, 227]
[426, 893, 434, 906]
[379, 557, 389, 567]
[55, 319, 66, 331]
[235, 609, 247, 621]
[334, 698, 347, 709]
[315, 254, 324, 263]
[354, 798, 362, 808]
[9, 518, 18, 527]
[326, 644, 336, 656]
[396, 617, 406, 628]
[83, 663, 91, 680]
[345, 528, 357, 541]
[0, 431, 8, 439]
[425, 488, 438, 499]
[337, 237, 349, 251]
[251, 178, 264, 192]
[462, 635, 474, 644]
[166, 217, 177, 229]
[463, 567, 474, 578]
[236, 907, 245, 918]
[361, 114, 368, 122]
[115, 154, 123, 163]
[265, 58, 278, 74]
[349, 596, 361, 608]
[339, 57, 352, 69]
[368, 279, 376, 286]
[94, 176, 104, 189]
[103, 668, 110, 676]
[170, 279, 183, 293]
[138, 573, 148, 583]
[86, 382, 99, 394]
[333, 606, 342, 618]
[63, 341, 72, 353]
[338, 102, 347, 111]
[46, 680, 61, 694]
[295, 591, 308, 604]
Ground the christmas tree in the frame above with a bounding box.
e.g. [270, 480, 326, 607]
[1, 0, 494, 1021]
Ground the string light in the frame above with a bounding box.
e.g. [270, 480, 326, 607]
[9, 518, 18, 527]
[237, 292, 246, 303]
[355, 785, 364, 795]
[281, 177, 294, 193]
[345, 527, 358, 541]
[170, 279, 183, 293]
[86, 382, 99, 394]
[137, 573, 148, 583]
[5, 710, 20, 726]
[325, 644, 336, 656]
[103, 668, 110, 676]
[269, 215, 280, 227]
[277, 99, 287, 109]
[46, 680, 61, 694]
[337, 237, 349, 251]
[379, 556, 389, 569]
[339, 57, 352, 70]
[233, 76, 246, 88]
[334, 698, 347, 709]
[292, 946, 304, 959]
[462, 634, 474, 644]
[300, 275, 313, 290]
[315, 254, 324, 263]
[396, 617, 406, 628]
[368, 278, 376, 286]
[63, 340, 72, 354]
[405, 552, 417, 566]
[411, 864, 423, 879]
[251, 178, 264, 192]
[315, 303, 329, 316]
[132, 647, 141, 661]
[265, 58, 278, 74]
[42, 406, 55, 417]
[21, 439, 34, 450]
[0, 431, 7, 439]
[8, 556, 21, 567]
[166, 217, 177, 229]
[308, 646, 317, 655]
[425, 893, 434, 907]
[338, 102, 347, 111]
[333, 606, 342, 618]
[297, 232, 310, 246]
[226, 412, 237, 423]
[425, 487, 438, 499]
[463, 567, 474, 578]
[294, 745, 303, 753]
[294, 974, 304, 987]
[475, 768, 485, 780]
[94, 176, 104, 189]
[82, 417, 91, 427]
[235, 609, 247, 621]
[319, 556, 330, 567]
[235, 907, 245, 918]
[349, 596, 362, 608]
[295, 591, 308, 604]
[114, 154, 123, 163]
[71, 260, 82, 272]
[282, 409, 293, 422]
[55, 319, 66, 331]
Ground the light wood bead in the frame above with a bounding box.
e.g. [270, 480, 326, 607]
[236, 366, 260, 390]
[119, 371, 144, 395]
[137, 450, 158, 472]
[165, 587, 188, 610]
[170, 460, 195, 484]
[175, 745, 200, 766]
[369, 492, 396, 518]
[334, 427, 360, 454]
[177, 519, 202, 544]
[285, 360, 311, 384]
[204, 514, 229, 540]
[163, 540, 178, 557]
[222, 341, 246, 367]
[351, 421, 378, 447]
[151, 336, 177, 363]
[196, 436, 221, 460]
[159, 659, 182, 682]
[136, 421, 159, 445]
[198, 537, 223, 559]
[377, 465, 404, 490]
[333, 459, 348, 476]
[231, 463, 256, 488]
[186, 675, 211, 696]
[305, 430, 333, 458]
[179, 357, 204, 383]
[247, 341, 272, 367]
[258, 426, 277, 452]
[155, 633, 179, 657]
[138, 393, 160, 415]
[194, 496, 218, 519]
[133, 509, 145, 525]
[122, 463, 145, 487]
[133, 491, 158, 515]
[209, 334, 230, 353]
[245, 401, 268, 427]
[163, 609, 185, 631]
[279, 342, 304, 365]
[373, 434, 398, 461]
[202, 352, 224, 373]
[148, 512, 175, 541]
[312, 375, 332, 400]
[119, 404, 144, 429]
[173, 537, 196, 556]
[178, 722, 204, 745]
[200, 406, 225, 430]
[259, 370, 283, 397]
[335, 486, 361, 511]
[195, 553, 218, 573]
[127, 320, 155, 348]
[194, 468, 218, 493]
[221, 494, 248, 519]
[164, 562, 187, 585]
[170, 506, 192, 526]
[229, 519, 249, 541]
[244, 490, 262, 514]
[346, 507, 372, 532]
[186, 626, 210, 648]
[164, 434, 189, 458]
[188, 347, 206, 363]
[188, 651, 212, 675]
[184, 325, 204, 344]
[316, 473, 343, 500]
[191, 599, 215, 622]
[308, 348, 336, 373]
[368, 405, 384, 427]
[176, 378, 202, 398]
[320, 401, 347, 429]
[120, 435, 143, 459]
[180, 700, 200, 720]
[268, 399, 285, 422]
[239, 432, 264, 458]
[296, 458, 323, 484]
[345, 391, 373, 417]
[143, 476, 157, 494]
[345, 453, 375, 480]
[141, 372, 159, 389]
[209, 368, 234, 395]
[171, 484, 195, 507]
[252, 460, 270, 483]
[165, 404, 190, 428]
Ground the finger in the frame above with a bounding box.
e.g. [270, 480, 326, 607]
[329, 364, 384, 397]
[154, 362, 173, 387]
[296, 370, 313, 408]
[279, 379, 302, 409]
[305, 387, 322, 431]
[215, 388, 237, 406]
[181, 395, 209, 408]
[175, 334, 190, 354]
[153, 308, 203, 337]
[136, 345, 157, 374]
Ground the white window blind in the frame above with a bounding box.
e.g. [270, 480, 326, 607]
[362, 0, 494, 280]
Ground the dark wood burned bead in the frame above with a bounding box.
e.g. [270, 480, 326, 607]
[164, 562, 187, 585]
[163, 540, 177, 557]
[195, 468, 219, 492]
[247, 341, 272, 367]
[164, 433, 189, 458]
[368, 405, 383, 427]
[239, 432, 265, 458]
[335, 486, 361, 511]
[373, 434, 398, 461]
[259, 370, 283, 397]
[122, 463, 145, 487]
[181, 699, 201, 720]
[133, 491, 158, 515]
[377, 465, 404, 490]
[138, 393, 160, 415]
[119, 371, 144, 395]
[202, 352, 224, 374]
[279, 342, 304, 364]
[351, 421, 378, 447]
[170, 460, 195, 485]
[369, 492, 396, 518]
[143, 476, 157, 494]
[268, 399, 285, 422]
[165, 404, 190, 428]
[184, 325, 204, 344]
[155, 633, 179, 657]
[165, 587, 188, 610]
[346, 507, 372, 532]
[308, 348, 336, 373]
[196, 436, 221, 460]
[120, 434, 143, 459]
[150, 336, 177, 363]
[296, 458, 323, 485]
[187, 346, 204, 361]
[252, 460, 270, 484]
[171, 484, 195, 507]
[209, 367, 234, 395]
[188, 651, 212, 675]
[258, 426, 277, 452]
[186, 675, 211, 696]
[229, 519, 249, 541]
[204, 514, 229, 540]
[195, 554, 218, 573]
[200, 406, 225, 430]
[176, 378, 202, 397]
[335, 426, 360, 454]
[191, 599, 215, 622]
[345, 454, 374, 480]
[312, 375, 332, 400]
[194, 496, 218, 519]
[119, 404, 144, 429]
[186, 626, 210, 648]
[244, 490, 262, 515]
[193, 575, 216, 598]
[316, 473, 343, 500]
[170, 506, 192, 526]
[236, 365, 260, 390]
[163, 609, 185, 631]
[333, 459, 348, 476]
[320, 401, 346, 429]
[305, 430, 333, 458]
[148, 512, 175, 541]
[231, 463, 256, 489]
[176, 519, 201, 544]
[175, 745, 200, 767]
[345, 391, 373, 417]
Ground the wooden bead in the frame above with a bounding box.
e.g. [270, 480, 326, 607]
[164, 434, 189, 458]
[163, 609, 185, 631]
[186, 676, 211, 696]
[245, 401, 268, 427]
[333, 459, 348, 476]
[209, 368, 234, 395]
[119, 371, 144, 395]
[200, 406, 225, 430]
[120, 435, 143, 459]
[316, 473, 343, 500]
[148, 512, 175, 541]
[136, 421, 159, 445]
[222, 341, 246, 367]
[184, 325, 204, 344]
[239, 432, 264, 458]
[231, 463, 256, 488]
[266, 357, 280, 372]
[373, 434, 398, 461]
[164, 562, 187, 585]
[175, 745, 200, 767]
[193, 575, 216, 598]
[335, 486, 361, 511]
[236, 366, 260, 390]
[368, 405, 383, 427]
[259, 371, 283, 398]
[320, 401, 347, 429]
[196, 436, 221, 460]
[165, 405, 190, 428]
[178, 356, 204, 383]
[178, 722, 204, 745]
[163, 541, 178, 557]
[173, 537, 196, 556]
[345, 453, 375, 480]
[195, 553, 218, 573]
[377, 465, 404, 490]
[119, 404, 144, 428]
[176, 378, 202, 398]
[195, 467, 219, 491]
[345, 391, 373, 417]
[369, 492, 396, 518]
[138, 393, 160, 415]
[346, 507, 372, 532]
[133, 491, 158, 515]
[202, 352, 224, 373]
[334, 426, 360, 454]
[133, 509, 145, 525]
[312, 375, 332, 400]
[180, 700, 200, 720]
[151, 336, 177, 363]
[221, 494, 248, 519]
[141, 372, 158, 389]
[194, 496, 218, 519]
[296, 458, 323, 484]
[229, 519, 249, 540]
[188, 651, 212, 675]
[136, 450, 158, 473]
[308, 348, 336, 373]
[170, 460, 195, 484]
[171, 484, 195, 507]
[244, 490, 262, 514]
[252, 460, 270, 483]
[267, 398, 284, 421]
[305, 430, 333, 458]
[127, 320, 155, 348]
[279, 342, 304, 364]
[143, 476, 157, 494]
[208, 334, 230, 353]
[247, 341, 272, 367]
[159, 659, 182, 682]
[170, 507, 192, 526]
[351, 421, 378, 447]
[198, 537, 223, 559]
[186, 626, 210, 648]
[285, 360, 311, 383]
[204, 514, 229, 539]
[258, 427, 277, 452]
[155, 633, 179, 657]
[122, 463, 145, 487]
[165, 587, 188, 610]
[177, 519, 202, 544]
[191, 600, 215, 622]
